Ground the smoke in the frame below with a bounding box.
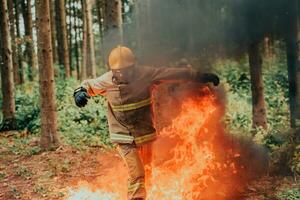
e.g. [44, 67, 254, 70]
[102, 0, 291, 67]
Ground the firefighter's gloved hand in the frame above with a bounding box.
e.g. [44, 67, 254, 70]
[73, 87, 90, 107]
[197, 73, 220, 86]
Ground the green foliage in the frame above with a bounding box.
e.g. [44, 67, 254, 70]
[9, 186, 21, 198]
[0, 135, 41, 156]
[214, 56, 300, 175]
[214, 57, 289, 135]
[11, 78, 110, 149]
[15, 166, 33, 180]
[55, 78, 110, 149]
[33, 184, 50, 197]
[15, 82, 41, 134]
[0, 172, 6, 180]
[277, 188, 300, 200]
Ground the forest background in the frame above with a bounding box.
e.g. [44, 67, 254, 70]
[0, 0, 299, 199]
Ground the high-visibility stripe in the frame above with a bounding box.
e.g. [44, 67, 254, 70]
[111, 98, 151, 112]
[128, 182, 145, 192]
[110, 133, 134, 143]
[134, 132, 156, 144]
[110, 132, 156, 144]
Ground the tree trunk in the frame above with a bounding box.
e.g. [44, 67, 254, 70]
[7, 0, 20, 85]
[55, 0, 63, 65]
[74, 0, 80, 79]
[50, 0, 57, 63]
[85, 0, 96, 78]
[96, 0, 104, 43]
[14, 0, 24, 84]
[286, 0, 300, 128]
[55, 0, 70, 78]
[248, 41, 268, 131]
[96, 0, 105, 66]
[80, 0, 87, 80]
[21, 0, 37, 81]
[0, 0, 16, 130]
[35, 0, 60, 150]
[103, 0, 123, 60]
[68, 0, 73, 73]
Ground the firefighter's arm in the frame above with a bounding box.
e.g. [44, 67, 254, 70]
[151, 67, 197, 83]
[151, 67, 219, 86]
[74, 73, 110, 107]
[80, 76, 107, 97]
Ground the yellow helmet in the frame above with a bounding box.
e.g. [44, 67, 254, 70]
[108, 46, 136, 70]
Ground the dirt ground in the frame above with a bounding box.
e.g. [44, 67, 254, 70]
[0, 133, 299, 200]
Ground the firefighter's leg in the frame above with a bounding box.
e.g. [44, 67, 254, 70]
[138, 143, 153, 179]
[118, 143, 146, 200]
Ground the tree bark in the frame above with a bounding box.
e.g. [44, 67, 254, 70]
[74, 0, 80, 79]
[14, 0, 24, 83]
[0, 0, 16, 130]
[103, 0, 123, 59]
[7, 0, 20, 85]
[85, 0, 96, 78]
[35, 0, 60, 150]
[80, 0, 87, 80]
[286, 0, 300, 128]
[50, 0, 57, 63]
[68, 0, 73, 72]
[96, 0, 105, 66]
[55, 0, 62, 65]
[96, 0, 104, 43]
[248, 41, 268, 130]
[55, 0, 70, 78]
[21, 0, 37, 81]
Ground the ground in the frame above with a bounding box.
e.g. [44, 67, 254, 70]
[0, 132, 299, 200]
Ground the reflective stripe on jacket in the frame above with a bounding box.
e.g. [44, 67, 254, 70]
[81, 66, 197, 145]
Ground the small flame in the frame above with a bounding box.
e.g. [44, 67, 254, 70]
[67, 83, 257, 200]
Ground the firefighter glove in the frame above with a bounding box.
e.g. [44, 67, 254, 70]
[197, 73, 220, 86]
[73, 87, 90, 107]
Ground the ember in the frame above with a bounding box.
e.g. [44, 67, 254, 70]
[67, 83, 265, 200]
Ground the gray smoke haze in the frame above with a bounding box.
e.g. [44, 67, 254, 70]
[102, 0, 290, 67]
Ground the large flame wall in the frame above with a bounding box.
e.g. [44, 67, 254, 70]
[67, 82, 268, 200]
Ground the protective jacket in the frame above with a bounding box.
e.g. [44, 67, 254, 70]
[81, 66, 197, 145]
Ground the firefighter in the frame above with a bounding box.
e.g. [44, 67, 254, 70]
[73, 46, 219, 200]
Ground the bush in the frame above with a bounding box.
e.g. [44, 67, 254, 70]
[214, 56, 299, 175]
[277, 188, 300, 200]
[55, 78, 110, 149]
[214, 56, 289, 135]
[15, 82, 41, 134]
[12, 78, 110, 149]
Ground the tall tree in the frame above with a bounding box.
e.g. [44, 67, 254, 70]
[96, 0, 105, 65]
[73, 0, 80, 79]
[7, 0, 20, 84]
[14, 0, 24, 83]
[248, 41, 268, 130]
[55, 0, 71, 78]
[103, 0, 123, 58]
[96, 0, 104, 43]
[21, 0, 37, 81]
[36, 0, 60, 149]
[67, 0, 73, 72]
[286, 0, 300, 127]
[50, 0, 57, 63]
[0, 0, 16, 130]
[85, 0, 96, 78]
[80, 0, 87, 80]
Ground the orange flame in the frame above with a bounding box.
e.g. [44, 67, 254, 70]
[67, 83, 257, 200]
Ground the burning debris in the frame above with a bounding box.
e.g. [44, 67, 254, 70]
[67, 82, 268, 200]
